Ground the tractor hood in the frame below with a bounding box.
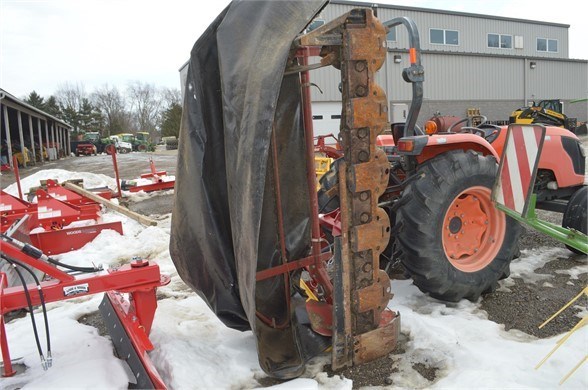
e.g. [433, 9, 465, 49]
[170, 0, 328, 378]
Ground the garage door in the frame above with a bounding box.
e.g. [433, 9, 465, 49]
[312, 102, 342, 138]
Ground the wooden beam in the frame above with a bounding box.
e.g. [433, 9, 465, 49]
[37, 117, 44, 162]
[17, 110, 26, 167]
[44, 119, 49, 150]
[2, 104, 14, 168]
[63, 182, 158, 227]
[56, 125, 61, 156]
[51, 123, 56, 159]
[28, 114, 36, 163]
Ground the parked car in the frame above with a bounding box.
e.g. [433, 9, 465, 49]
[107, 136, 133, 154]
[76, 143, 97, 156]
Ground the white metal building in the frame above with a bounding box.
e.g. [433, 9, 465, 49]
[1, 89, 73, 169]
[309, 1, 588, 137]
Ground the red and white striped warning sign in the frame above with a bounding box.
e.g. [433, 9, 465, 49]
[493, 124, 545, 216]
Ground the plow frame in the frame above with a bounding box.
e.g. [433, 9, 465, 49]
[0, 237, 170, 388]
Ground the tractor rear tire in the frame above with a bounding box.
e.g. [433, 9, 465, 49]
[396, 150, 521, 302]
[317, 159, 341, 214]
[562, 186, 587, 255]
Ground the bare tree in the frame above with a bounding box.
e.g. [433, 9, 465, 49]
[127, 81, 162, 138]
[161, 87, 182, 108]
[55, 82, 87, 131]
[55, 82, 86, 110]
[91, 84, 131, 136]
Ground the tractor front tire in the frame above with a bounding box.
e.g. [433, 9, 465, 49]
[396, 150, 521, 302]
[562, 186, 587, 255]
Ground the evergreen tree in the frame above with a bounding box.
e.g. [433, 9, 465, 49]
[161, 103, 182, 138]
[44, 96, 62, 118]
[24, 91, 45, 110]
[60, 105, 80, 131]
[78, 98, 104, 132]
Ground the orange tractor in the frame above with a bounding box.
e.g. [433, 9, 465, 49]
[317, 18, 586, 302]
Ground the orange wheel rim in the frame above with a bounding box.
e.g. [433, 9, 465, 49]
[442, 186, 506, 272]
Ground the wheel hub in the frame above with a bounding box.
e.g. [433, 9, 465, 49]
[448, 216, 462, 234]
[442, 186, 505, 272]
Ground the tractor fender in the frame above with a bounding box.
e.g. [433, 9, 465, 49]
[490, 125, 585, 188]
[416, 133, 499, 164]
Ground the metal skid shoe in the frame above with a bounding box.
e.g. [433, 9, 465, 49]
[100, 291, 166, 389]
[298, 8, 400, 370]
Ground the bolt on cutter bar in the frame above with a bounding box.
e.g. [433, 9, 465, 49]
[260, 8, 400, 371]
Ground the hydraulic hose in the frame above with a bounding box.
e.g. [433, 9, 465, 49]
[1, 254, 49, 369]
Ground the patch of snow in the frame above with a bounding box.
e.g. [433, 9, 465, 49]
[123, 188, 174, 202]
[3, 169, 117, 196]
[508, 247, 570, 284]
[2, 295, 129, 389]
[555, 263, 588, 280]
[573, 304, 588, 320]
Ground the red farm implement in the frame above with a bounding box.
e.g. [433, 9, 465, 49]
[0, 188, 123, 255]
[1, 164, 123, 255]
[109, 150, 175, 197]
[0, 222, 169, 388]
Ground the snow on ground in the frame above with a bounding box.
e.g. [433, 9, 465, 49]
[3, 169, 117, 197]
[2, 168, 173, 203]
[2, 169, 587, 389]
[388, 281, 586, 388]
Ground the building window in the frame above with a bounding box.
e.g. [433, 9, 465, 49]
[488, 33, 513, 49]
[306, 19, 325, 32]
[430, 28, 459, 46]
[386, 27, 396, 42]
[537, 38, 558, 52]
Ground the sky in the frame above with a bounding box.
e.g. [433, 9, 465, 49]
[2, 166, 586, 389]
[1, 0, 587, 99]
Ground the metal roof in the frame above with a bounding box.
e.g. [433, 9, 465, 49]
[331, 0, 570, 28]
[0, 88, 73, 129]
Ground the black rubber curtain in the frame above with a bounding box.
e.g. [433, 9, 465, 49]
[170, 0, 328, 378]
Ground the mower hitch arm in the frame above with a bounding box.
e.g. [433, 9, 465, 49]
[384, 17, 424, 137]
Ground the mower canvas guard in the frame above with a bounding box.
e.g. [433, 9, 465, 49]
[0, 234, 170, 388]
